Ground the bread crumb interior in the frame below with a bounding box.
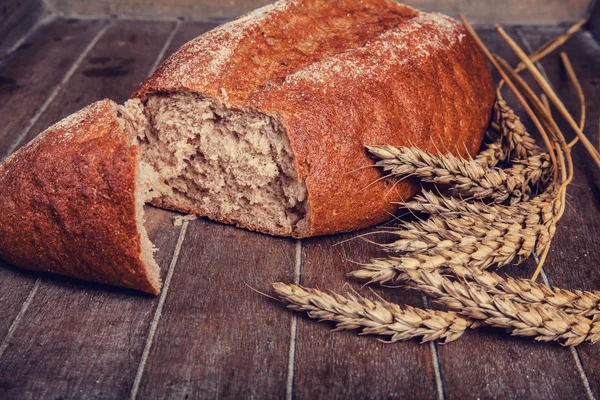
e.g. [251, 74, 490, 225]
[119, 93, 308, 236]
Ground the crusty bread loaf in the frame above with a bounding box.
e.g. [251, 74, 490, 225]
[131, 0, 495, 238]
[0, 100, 161, 294]
[0, 0, 495, 293]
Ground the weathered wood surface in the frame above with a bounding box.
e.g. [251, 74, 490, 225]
[134, 219, 296, 399]
[0, 0, 45, 55]
[0, 17, 599, 400]
[45, 0, 594, 25]
[295, 233, 439, 400]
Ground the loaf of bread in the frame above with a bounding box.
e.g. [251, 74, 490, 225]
[129, 0, 494, 237]
[0, 100, 162, 293]
[0, 0, 494, 292]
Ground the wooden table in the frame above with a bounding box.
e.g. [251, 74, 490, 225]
[0, 17, 599, 399]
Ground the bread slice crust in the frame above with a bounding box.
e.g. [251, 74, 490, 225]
[0, 100, 160, 294]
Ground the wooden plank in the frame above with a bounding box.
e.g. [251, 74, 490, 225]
[0, 18, 106, 156]
[0, 20, 185, 399]
[46, 0, 593, 25]
[133, 218, 296, 399]
[433, 28, 590, 400]
[516, 25, 600, 399]
[294, 231, 440, 399]
[0, 0, 45, 55]
[10, 19, 177, 155]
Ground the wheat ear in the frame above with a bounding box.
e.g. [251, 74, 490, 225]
[352, 260, 600, 317]
[402, 269, 600, 346]
[494, 97, 542, 161]
[400, 189, 554, 227]
[449, 265, 600, 316]
[475, 97, 543, 168]
[368, 145, 549, 204]
[363, 194, 558, 273]
[273, 283, 470, 343]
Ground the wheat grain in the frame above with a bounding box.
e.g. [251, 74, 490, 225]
[494, 98, 542, 161]
[400, 189, 555, 227]
[403, 269, 598, 346]
[368, 145, 549, 204]
[475, 139, 503, 168]
[273, 282, 470, 343]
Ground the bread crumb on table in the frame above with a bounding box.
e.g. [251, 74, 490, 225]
[173, 214, 197, 226]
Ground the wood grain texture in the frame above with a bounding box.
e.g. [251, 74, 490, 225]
[294, 231, 439, 400]
[433, 28, 590, 400]
[516, 25, 600, 399]
[0, 18, 106, 157]
[45, 0, 594, 25]
[134, 218, 296, 399]
[0, 0, 45, 55]
[10, 19, 176, 155]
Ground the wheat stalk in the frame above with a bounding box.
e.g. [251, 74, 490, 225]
[352, 259, 600, 317]
[400, 189, 554, 227]
[402, 269, 600, 346]
[368, 145, 549, 204]
[273, 282, 470, 343]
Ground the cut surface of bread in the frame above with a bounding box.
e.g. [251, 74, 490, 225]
[118, 94, 308, 237]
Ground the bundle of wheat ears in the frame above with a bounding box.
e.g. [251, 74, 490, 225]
[272, 17, 600, 346]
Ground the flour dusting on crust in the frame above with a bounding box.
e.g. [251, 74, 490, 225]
[156, 0, 299, 88]
[283, 13, 466, 88]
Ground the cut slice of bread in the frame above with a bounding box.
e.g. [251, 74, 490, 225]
[0, 100, 162, 294]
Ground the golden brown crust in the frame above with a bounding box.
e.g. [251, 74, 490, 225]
[0, 100, 160, 294]
[133, 0, 495, 238]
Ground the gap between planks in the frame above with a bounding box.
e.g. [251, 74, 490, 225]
[285, 239, 302, 400]
[130, 219, 190, 400]
[147, 19, 182, 76]
[516, 27, 597, 400]
[0, 14, 56, 64]
[422, 295, 445, 400]
[0, 278, 41, 360]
